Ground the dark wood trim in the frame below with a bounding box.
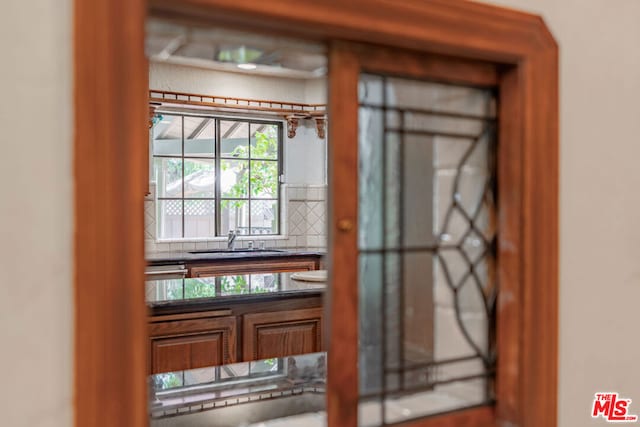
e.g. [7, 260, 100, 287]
[149, 309, 233, 322]
[518, 47, 559, 427]
[327, 42, 361, 427]
[75, 0, 558, 426]
[351, 44, 499, 88]
[495, 65, 523, 424]
[74, 0, 148, 426]
[149, 0, 553, 61]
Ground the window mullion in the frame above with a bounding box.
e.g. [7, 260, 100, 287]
[248, 121, 252, 236]
[278, 122, 283, 235]
[181, 115, 185, 238]
[215, 118, 222, 237]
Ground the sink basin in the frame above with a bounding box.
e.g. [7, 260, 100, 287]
[188, 249, 285, 254]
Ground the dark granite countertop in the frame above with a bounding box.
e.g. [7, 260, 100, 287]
[146, 271, 326, 313]
[149, 352, 326, 427]
[146, 249, 325, 266]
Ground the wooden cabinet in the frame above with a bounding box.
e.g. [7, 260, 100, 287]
[148, 299, 324, 373]
[243, 308, 323, 361]
[188, 256, 321, 278]
[149, 315, 236, 374]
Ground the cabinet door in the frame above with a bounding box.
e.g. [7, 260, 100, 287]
[243, 308, 323, 361]
[149, 316, 236, 374]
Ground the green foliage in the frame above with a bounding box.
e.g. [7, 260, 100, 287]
[165, 279, 216, 300]
[155, 372, 183, 390]
[219, 275, 269, 294]
[184, 279, 216, 299]
[220, 275, 249, 294]
[222, 128, 278, 210]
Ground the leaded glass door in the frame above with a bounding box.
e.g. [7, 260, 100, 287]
[327, 44, 501, 427]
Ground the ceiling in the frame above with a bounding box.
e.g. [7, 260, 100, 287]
[146, 18, 327, 79]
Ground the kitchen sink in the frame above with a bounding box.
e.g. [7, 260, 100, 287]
[188, 249, 285, 254]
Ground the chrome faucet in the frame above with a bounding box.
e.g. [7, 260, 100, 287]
[227, 230, 237, 250]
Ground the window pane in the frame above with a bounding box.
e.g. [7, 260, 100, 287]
[250, 123, 278, 159]
[184, 116, 215, 157]
[251, 200, 278, 234]
[152, 114, 282, 239]
[184, 200, 215, 238]
[157, 199, 182, 239]
[152, 114, 182, 156]
[250, 161, 278, 198]
[221, 159, 249, 198]
[220, 199, 249, 235]
[221, 120, 249, 158]
[154, 157, 182, 198]
[184, 158, 215, 198]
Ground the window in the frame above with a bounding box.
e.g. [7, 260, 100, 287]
[152, 113, 282, 239]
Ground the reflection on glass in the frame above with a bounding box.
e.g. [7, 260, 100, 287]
[220, 199, 249, 235]
[221, 159, 249, 198]
[184, 278, 216, 299]
[154, 157, 182, 198]
[221, 120, 249, 157]
[358, 102, 384, 251]
[249, 273, 279, 293]
[359, 254, 383, 395]
[184, 116, 215, 157]
[357, 73, 496, 426]
[249, 358, 279, 374]
[153, 371, 184, 391]
[146, 279, 184, 301]
[149, 353, 325, 422]
[220, 275, 249, 295]
[156, 200, 182, 239]
[250, 200, 278, 234]
[144, 273, 327, 305]
[250, 123, 278, 159]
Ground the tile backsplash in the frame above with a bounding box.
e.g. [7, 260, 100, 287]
[145, 184, 327, 254]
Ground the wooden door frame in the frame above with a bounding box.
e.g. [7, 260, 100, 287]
[74, 1, 558, 426]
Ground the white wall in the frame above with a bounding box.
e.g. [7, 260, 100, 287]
[484, 1, 640, 426]
[0, 0, 73, 426]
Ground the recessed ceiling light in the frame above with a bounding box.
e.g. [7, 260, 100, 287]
[237, 63, 257, 70]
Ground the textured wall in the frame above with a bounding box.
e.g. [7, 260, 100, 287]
[484, 1, 640, 425]
[0, 0, 73, 426]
